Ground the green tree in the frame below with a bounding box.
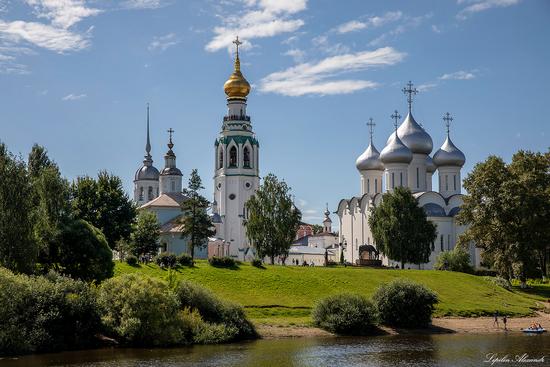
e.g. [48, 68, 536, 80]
[434, 246, 473, 273]
[71, 171, 136, 247]
[179, 169, 215, 262]
[130, 210, 161, 257]
[369, 186, 437, 269]
[245, 173, 302, 264]
[58, 219, 114, 282]
[311, 224, 324, 234]
[0, 143, 36, 273]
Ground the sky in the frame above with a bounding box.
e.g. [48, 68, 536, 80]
[1, 0, 549, 226]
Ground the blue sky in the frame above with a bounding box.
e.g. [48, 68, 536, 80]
[1, 0, 549, 225]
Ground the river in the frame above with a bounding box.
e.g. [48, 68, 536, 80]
[1, 333, 548, 367]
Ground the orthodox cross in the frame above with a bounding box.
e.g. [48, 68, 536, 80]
[391, 110, 401, 132]
[233, 36, 242, 57]
[366, 118, 375, 142]
[167, 128, 174, 149]
[443, 112, 453, 135]
[402, 81, 418, 113]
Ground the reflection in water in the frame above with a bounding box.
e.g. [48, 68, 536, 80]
[1, 334, 548, 367]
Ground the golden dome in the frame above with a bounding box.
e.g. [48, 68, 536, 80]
[224, 55, 250, 98]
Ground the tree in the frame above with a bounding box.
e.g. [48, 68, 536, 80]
[245, 173, 302, 264]
[434, 246, 473, 273]
[130, 211, 161, 257]
[179, 169, 215, 262]
[71, 171, 136, 247]
[457, 151, 550, 283]
[311, 224, 324, 234]
[0, 143, 36, 273]
[369, 187, 437, 269]
[58, 219, 114, 282]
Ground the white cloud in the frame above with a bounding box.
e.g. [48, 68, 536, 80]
[259, 47, 405, 96]
[25, 0, 101, 29]
[439, 70, 476, 80]
[417, 83, 438, 92]
[335, 11, 403, 34]
[284, 48, 305, 62]
[369, 13, 432, 46]
[205, 0, 307, 52]
[431, 25, 441, 33]
[312, 35, 350, 56]
[457, 0, 520, 20]
[62, 93, 86, 100]
[121, 0, 167, 10]
[148, 33, 179, 52]
[0, 20, 90, 52]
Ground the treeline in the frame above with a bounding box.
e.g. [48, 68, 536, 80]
[457, 150, 550, 284]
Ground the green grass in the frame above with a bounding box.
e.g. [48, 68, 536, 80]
[115, 261, 542, 326]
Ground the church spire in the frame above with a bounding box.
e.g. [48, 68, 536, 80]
[223, 36, 251, 99]
[145, 103, 151, 158]
[402, 81, 418, 113]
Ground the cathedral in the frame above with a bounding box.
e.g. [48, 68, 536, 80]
[337, 82, 480, 269]
[133, 38, 259, 260]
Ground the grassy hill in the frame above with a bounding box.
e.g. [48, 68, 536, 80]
[114, 260, 544, 326]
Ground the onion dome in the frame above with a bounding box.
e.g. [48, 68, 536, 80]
[380, 131, 413, 164]
[160, 129, 183, 176]
[356, 143, 384, 171]
[387, 112, 433, 155]
[135, 104, 160, 181]
[433, 135, 465, 167]
[426, 155, 437, 173]
[223, 41, 250, 99]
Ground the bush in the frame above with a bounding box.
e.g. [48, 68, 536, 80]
[126, 255, 138, 266]
[177, 253, 193, 266]
[373, 279, 438, 328]
[434, 247, 473, 273]
[251, 259, 263, 268]
[0, 268, 101, 356]
[484, 276, 512, 291]
[174, 280, 257, 341]
[209, 256, 236, 268]
[312, 294, 378, 335]
[97, 274, 186, 346]
[155, 252, 177, 268]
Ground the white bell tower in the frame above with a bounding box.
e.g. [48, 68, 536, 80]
[213, 37, 260, 260]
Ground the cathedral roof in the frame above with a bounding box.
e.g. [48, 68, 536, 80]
[380, 131, 413, 164]
[356, 142, 384, 171]
[392, 112, 433, 155]
[139, 192, 187, 209]
[433, 135, 465, 167]
[426, 155, 437, 173]
[135, 164, 160, 181]
[223, 38, 250, 99]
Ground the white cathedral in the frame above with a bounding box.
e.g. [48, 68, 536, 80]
[132, 38, 258, 260]
[337, 82, 480, 270]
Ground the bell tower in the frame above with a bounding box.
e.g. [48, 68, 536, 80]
[213, 37, 260, 260]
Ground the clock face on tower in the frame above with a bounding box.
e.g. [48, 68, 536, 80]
[229, 193, 236, 200]
[244, 181, 252, 190]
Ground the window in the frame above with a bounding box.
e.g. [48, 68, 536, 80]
[148, 186, 153, 201]
[229, 146, 237, 167]
[243, 146, 251, 168]
[448, 234, 451, 250]
[440, 235, 444, 252]
[453, 175, 457, 191]
[139, 187, 144, 201]
[156, 187, 159, 196]
[391, 172, 395, 188]
[400, 172, 403, 186]
[445, 175, 448, 191]
[375, 179, 378, 193]
[218, 150, 223, 169]
[367, 178, 370, 193]
[416, 167, 419, 188]
[171, 180, 175, 192]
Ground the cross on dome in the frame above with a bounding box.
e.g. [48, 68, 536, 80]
[402, 81, 418, 113]
[391, 110, 401, 132]
[167, 128, 174, 149]
[443, 112, 453, 135]
[233, 36, 242, 58]
[366, 118, 375, 142]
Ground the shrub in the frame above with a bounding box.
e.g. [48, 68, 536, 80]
[177, 253, 193, 266]
[251, 259, 263, 268]
[434, 247, 473, 273]
[312, 294, 378, 335]
[484, 276, 512, 291]
[155, 252, 177, 268]
[0, 268, 101, 356]
[97, 274, 186, 346]
[209, 256, 236, 268]
[174, 280, 257, 340]
[373, 279, 438, 328]
[126, 255, 138, 266]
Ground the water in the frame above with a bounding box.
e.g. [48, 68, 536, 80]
[1, 334, 548, 367]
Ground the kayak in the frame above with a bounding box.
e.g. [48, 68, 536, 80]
[522, 328, 546, 334]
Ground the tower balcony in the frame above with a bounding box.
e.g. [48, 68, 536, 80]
[223, 115, 251, 122]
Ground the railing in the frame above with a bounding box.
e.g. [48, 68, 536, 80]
[223, 115, 251, 122]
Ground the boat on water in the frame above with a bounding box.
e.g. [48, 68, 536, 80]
[522, 328, 547, 334]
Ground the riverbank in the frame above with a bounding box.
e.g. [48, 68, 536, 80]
[257, 313, 550, 338]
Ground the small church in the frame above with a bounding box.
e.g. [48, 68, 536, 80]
[337, 82, 480, 269]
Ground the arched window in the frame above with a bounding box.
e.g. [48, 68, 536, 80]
[375, 178, 378, 193]
[171, 180, 175, 192]
[229, 146, 237, 167]
[416, 167, 419, 188]
[139, 187, 144, 201]
[367, 178, 370, 193]
[400, 172, 403, 186]
[219, 149, 223, 169]
[453, 175, 457, 191]
[391, 173, 395, 188]
[445, 175, 449, 191]
[440, 235, 444, 252]
[243, 146, 251, 168]
[148, 186, 153, 201]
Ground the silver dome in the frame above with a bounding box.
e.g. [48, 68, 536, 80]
[433, 136, 465, 167]
[135, 164, 160, 181]
[426, 155, 437, 173]
[160, 167, 183, 176]
[356, 142, 384, 171]
[387, 112, 433, 155]
[380, 132, 413, 164]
